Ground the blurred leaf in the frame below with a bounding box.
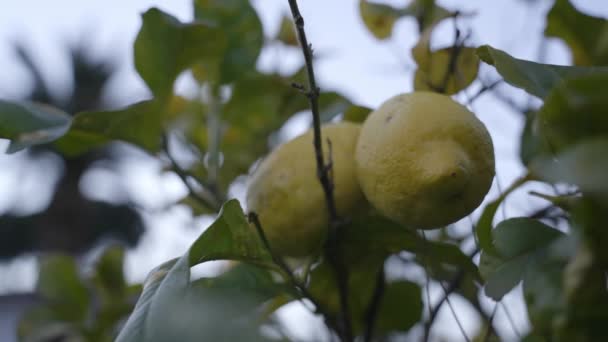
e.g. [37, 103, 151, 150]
[520, 110, 550, 166]
[476, 45, 608, 98]
[55, 99, 165, 155]
[341, 211, 479, 280]
[94, 245, 126, 296]
[0, 100, 71, 153]
[374, 280, 423, 334]
[481, 218, 564, 300]
[534, 72, 608, 152]
[276, 15, 298, 46]
[359, 0, 402, 40]
[193, 0, 264, 84]
[531, 138, 608, 198]
[403, 0, 455, 33]
[309, 260, 422, 336]
[523, 252, 564, 336]
[545, 0, 608, 66]
[343, 105, 372, 123]
[117, 200, 281, 342]
[414, 47, 479, 94]
[37, 255, 90, 322]
[134, 8, 227, 101]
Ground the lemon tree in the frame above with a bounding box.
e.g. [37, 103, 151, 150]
[356, 92, 495, 229]
[1, 0, 608, 341]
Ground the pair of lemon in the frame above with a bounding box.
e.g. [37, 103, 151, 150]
[247, 92, 495, 257]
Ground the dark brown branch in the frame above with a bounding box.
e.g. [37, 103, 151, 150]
[363, 266, 386, 342]
[422, 269, 465, 342]
[162, 134, 221, 212]
[287, 1, 353, 341]
[422, 247, 482, 342]
[467, 79, 503, 105]
[248, 212, 342, 336]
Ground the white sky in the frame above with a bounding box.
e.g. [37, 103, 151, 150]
[0, 0, 607, 341]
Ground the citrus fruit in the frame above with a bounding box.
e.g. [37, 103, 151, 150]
[355, 92, 495, 229]
[246, 122, 364, 257]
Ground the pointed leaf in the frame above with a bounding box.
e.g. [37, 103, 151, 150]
[0, 100, 71, 153]
[55, 99, 165, 155]
[188, 200, 274, 267]
[476, 45, 608, 98]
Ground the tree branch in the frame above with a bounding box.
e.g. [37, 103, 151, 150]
[162, 134, 221, 212]
[248, 212, 342, 338]
[287, 1, 353, 341]
[363, 266, 386, 342]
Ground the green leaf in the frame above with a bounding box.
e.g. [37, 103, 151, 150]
[534, 72, 608, 152]
[402, 0, 455, 33]
[343, 105, 372, 123]
[116, 200, 282, 342]
[187, 200, 275, 267]
[531, 138, 608, 197]
[341, 211, 479, 280]
[309, 259, 422, 336]
[55, 99, 165, 155]
[0, 100, 71, 153]
[476, 45, 608, 98]
[359, 0, 402, 40]
[134, 8, 227, 100]
[93, 245, 127, 296]
[276, 15, 298, 46]
[193, 0, 264, 84]
[36, 255, 90, 322]
[475, 173, 531, 253]
[481, 218, 564, 300]
[520, 110, 550, 166]
[192, 263, 294, 314]
[414, 47, 479, 95]
[374, 281, 423, 334]
[545, 0, 608, 66]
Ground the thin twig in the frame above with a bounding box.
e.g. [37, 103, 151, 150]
[499, 302, 521, 338]
[467, 79, 503, 105]
[248, 212, 342, 337]
[422, 269, 465, 342]
[363, 266, 386, 342]
[440, 281, 471, 342]
[286, 1, 353, 341]
[162, 134, 221, 212]
[482, 304, 499, 342]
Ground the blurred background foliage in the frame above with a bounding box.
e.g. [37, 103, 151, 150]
[0, 0, 607, 341]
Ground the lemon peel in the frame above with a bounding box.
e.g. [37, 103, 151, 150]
[246, 122, 364, 257]
[355, 92, 495, 229]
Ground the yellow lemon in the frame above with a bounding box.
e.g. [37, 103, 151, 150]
[355, 92, 495, 229]
[246, 122, 364, 257]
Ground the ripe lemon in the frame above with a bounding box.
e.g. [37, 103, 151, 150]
[355, 92, 495, 229]
[246, 122, 364, 257]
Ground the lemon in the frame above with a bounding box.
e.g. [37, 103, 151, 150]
[355, 92, 495, 229]
[246, 122, 364, 257]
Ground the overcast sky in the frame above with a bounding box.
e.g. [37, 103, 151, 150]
[1, 0, 607, 340]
